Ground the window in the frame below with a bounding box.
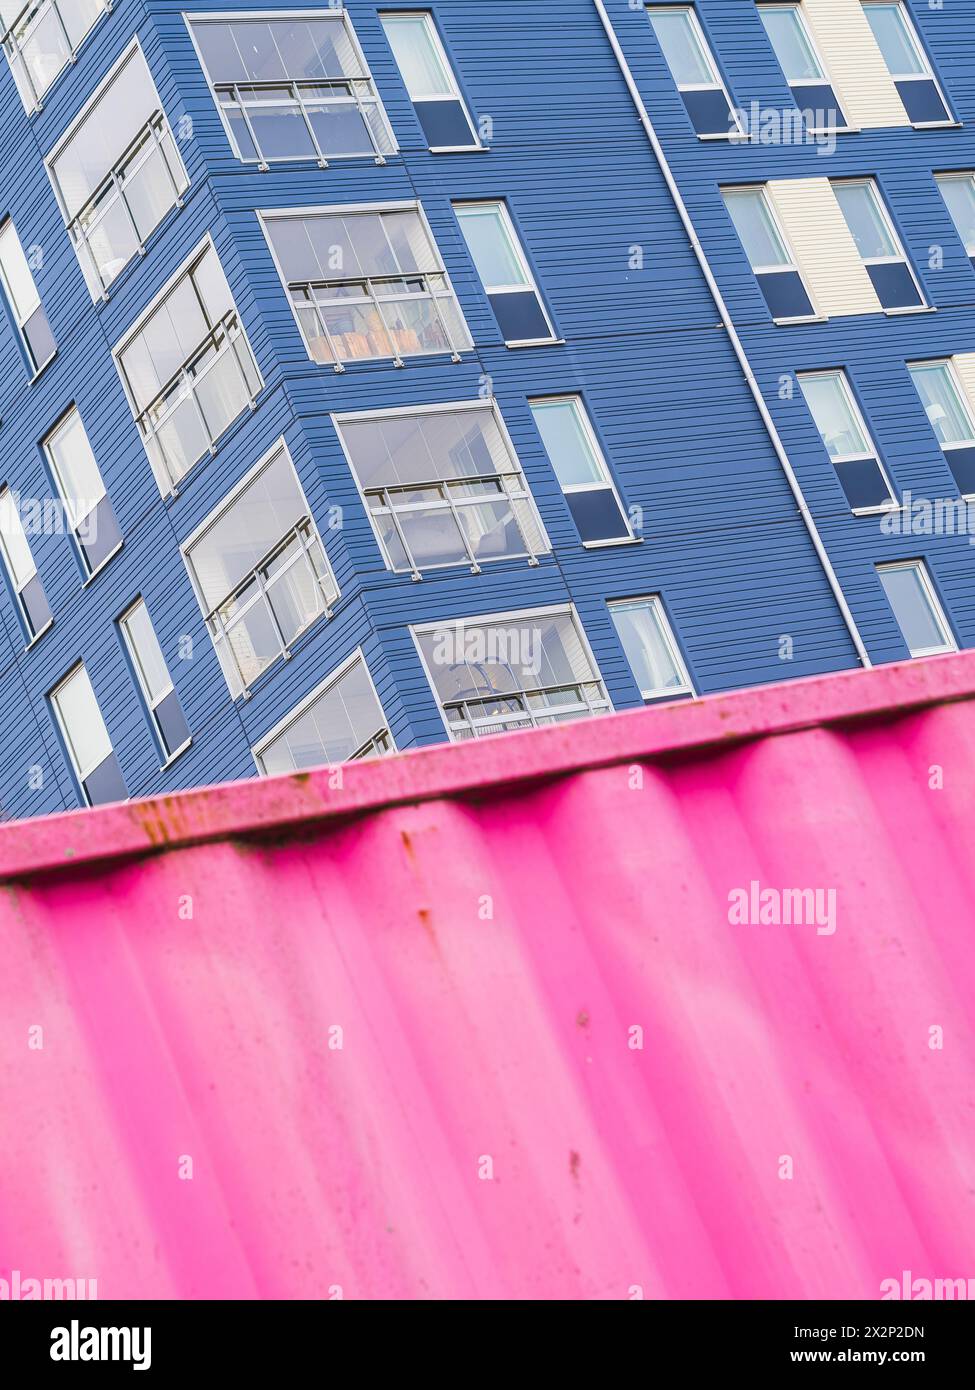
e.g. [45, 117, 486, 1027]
[44, 407, 122, 574]
[647, 4, 740, 137]
[0, 219, 55, 373]
[799, 371, 896, 512]
[1, 0, 109, 112]
[453, 201, 555, 345]
[183, 441, 338, 698]
[50, 664, 127, 806]
[255, 652, 393, 773]
[877, 561, 955, 657]
[936, 173, 975, 268]
[908, 360, 975, 496]
[380, 11, 479, 150]
[832, 179, 924, 311]
[46, 43, 189, 299]
[0, 486, 52, 639]
[115, 240, 262, 495]
[120, 599, 191, 762]
[758, 4, 847, 130]
[609, 596, 693, 701]
[863, 1, 951, 125]
[186, 11, 396, 167]
[333, 402, 549, 578]
[722, 186, 815, 321]
[529, 396, 632, 546]
[414, 606, 611, 740]
[261, 204, 471, 370]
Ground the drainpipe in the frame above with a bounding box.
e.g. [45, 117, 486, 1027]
[592, 0, 872, 669]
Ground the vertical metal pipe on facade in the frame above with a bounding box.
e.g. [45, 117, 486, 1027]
[592, 0, 873, 669]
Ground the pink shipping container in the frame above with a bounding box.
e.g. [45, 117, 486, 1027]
[2, 653, 975, 1301]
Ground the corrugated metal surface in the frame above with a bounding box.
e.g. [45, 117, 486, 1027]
[2, 654, 975, 1299]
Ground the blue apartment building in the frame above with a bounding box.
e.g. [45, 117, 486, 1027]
[0, 0, 972, 815]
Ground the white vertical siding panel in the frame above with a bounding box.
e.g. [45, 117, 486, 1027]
[803, 0, 910, 129]
[768, 177, 881, 319]
[951, 355, 975, 417]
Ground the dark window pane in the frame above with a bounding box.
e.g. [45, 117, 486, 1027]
[895, 78, 949, 124]
[20, 573, 52, 636]
[756, 269, 814, 319]
[83, 752, 127, 806]
[155, 688, 191, 757]
[681, 87, 735, 136]
[565, 488, 631, 544]
[80, 496, 122, 573]
[866, 261, 924, 310]
[487, 289, 552, 342]
[793, 83, 846, 128]
[414, 99, 476, 148]
[23, 304, 56, 371]
[945, 445, 975, 496]
[836, 457, 892, 511]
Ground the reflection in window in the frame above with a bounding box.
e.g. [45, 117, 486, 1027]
[188, 11, 396, 166]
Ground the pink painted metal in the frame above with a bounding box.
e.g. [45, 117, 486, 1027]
[2, 653, 975, 1300]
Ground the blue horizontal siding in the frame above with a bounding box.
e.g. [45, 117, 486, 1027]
[2, 0, 973, 815]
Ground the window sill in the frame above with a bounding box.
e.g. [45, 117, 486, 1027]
[912, 120, 961, 130]
[852, 504, 900, 518]
[428, 144, 488, 154]
[772, 314, 827, 326]
[81, 541, 123, 586]
[582, 536, 642, 550]
[28, 350, 58, 385]
[23, 619, 53, 651]
[698, 131, 746, 142]
[160, 738, 192, 771]
[504, 337, 564, 349]
[883, 305, 935, 317]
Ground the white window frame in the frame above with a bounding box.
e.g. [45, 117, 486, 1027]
[453, 199, 558, 346]
[180, 436, 339, 699]
[257, 200, 472, 371]
[412, 602, 613, 742]
[608, 594, 694, 700]
[907, 357, 975, 490]
[935, 172, 975, 257]
[253, 648, 395, 773]
[831, 177, 928, 314]
[722, 183, 821, 323]
[528, 394, 635, 548]
[331, 397, 550, 579]
[42, 404, 121, 574]
[648, 4, 744, 139]
[44, 38, 190, 301]
[862, 0, 954, 127]
[49, 662, 122, 804]
[112, 233, 264, 496]
[379, 9, 481, 152]
[756, 2, 852, 133]
[0, 484, 51, 643]
[184, 8, 398, 168]
[799, 368, 898, 515]
[0, 217, 55, 376]
[119, 597, 191, 766]
[2, 0, 110, 113]
[876, 560, 956, 657]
